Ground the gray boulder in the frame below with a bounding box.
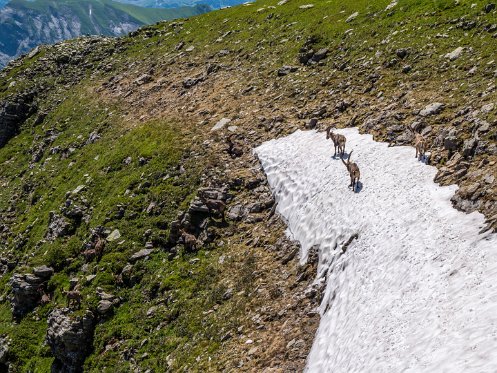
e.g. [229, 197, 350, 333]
[419, 102, 444, 116]
[462, 137, 478, 158]
[9, 273, 44, 318]
[129, 249, 153, 263]
[46, 309, 96, 373]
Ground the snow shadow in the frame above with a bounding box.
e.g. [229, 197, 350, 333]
[331, 151, 349, 160]
[353, 181, 363, 193]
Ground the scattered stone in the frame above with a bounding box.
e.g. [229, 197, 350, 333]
[299, 4, 314, 9]
[97, 300, 114, 315]
[129, 248, 153, 263]
[385, 0, 398, 10]
[211, 118, 231, 132]
[444, 133, 460, 153]
[33, 265, 54, 279]
[312, 48, 329, 63]
[481, 103, 494, 113]
[462, 137, 478, 158]
[227, 204, 247, 221]
[419, 102, 444, 117]
[134, 74, 153, 85]
[86, 131, 100, 144]
[106, 229, 121, 242]
[277, 66, 298, 76]
[396, 48, 408, 59]
[46, 212, 72, 241]
[28, 46, 40, 59]
[346, 12, 359, 22]
[485, 3, 496, 13]
[306, 118, 318, 129]
[445, 47, 464, 61]
[183, 76, 204, 89]
[72, 185, 85, 195]
[146, 306, 157, 317]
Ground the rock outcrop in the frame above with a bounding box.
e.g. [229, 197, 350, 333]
[9, 266, 53, 319]
[46, 309, 96, 373]
[0, 91, 37, 148]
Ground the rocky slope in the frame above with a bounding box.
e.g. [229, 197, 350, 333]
[0, 0, 210, 68]
[0, 0, 496, 371]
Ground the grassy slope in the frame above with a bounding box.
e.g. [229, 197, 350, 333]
[1, 0, 497, 370]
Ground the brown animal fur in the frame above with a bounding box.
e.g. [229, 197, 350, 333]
[199, 195, 226, 221]
[63, 289, 82, 309]
[226, 134, 243, 158]
[408, 127, 427, 159]
[94, 237, 106, 259]
[341, 151, 361, 192]
[326, 126, 346, 157]
[83, 249, 96, 262]
[38, 287, 51, 305]
[180, 230, 198, 251]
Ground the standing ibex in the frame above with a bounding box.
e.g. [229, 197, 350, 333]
[341, 151, 360, 192]
[62, 289, 82, 309]
[180, 229, 199, 251]
[407, 127, 427, 160]
[326, 125, 346, 157]
[198, 193, 226, 222]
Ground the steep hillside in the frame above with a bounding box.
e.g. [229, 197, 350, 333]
[0, 0, 210, 68]
[0, 0, 496, 371]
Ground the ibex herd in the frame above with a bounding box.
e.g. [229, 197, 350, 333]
[325, 124, 427, 191]
[326, 125, 360, 192]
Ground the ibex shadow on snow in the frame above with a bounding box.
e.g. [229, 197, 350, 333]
[326, 125, 346, 158]
[341, 150, 361, 192]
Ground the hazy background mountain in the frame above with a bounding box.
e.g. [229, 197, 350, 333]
[0, 0, 210, 68]
[114, 0, 251, 9]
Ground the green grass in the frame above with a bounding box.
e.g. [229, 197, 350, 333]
[1, 0, 497, 370]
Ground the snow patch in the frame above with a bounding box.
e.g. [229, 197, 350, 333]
[255, 128, 497, 373]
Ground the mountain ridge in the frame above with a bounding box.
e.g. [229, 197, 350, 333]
[0, 0, 210, 68]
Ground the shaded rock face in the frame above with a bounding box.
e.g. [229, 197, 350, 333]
[46, 212, 72, 241]
[0, 91, 37, 148]
[9, 268, 52, 319]
[46, 309, 96, 373]
[0, 336, 9, 368]
[167, 186, 230, 250]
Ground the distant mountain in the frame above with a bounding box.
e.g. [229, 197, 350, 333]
[0, 0, 210, 67]
[115, 0, 250, 10]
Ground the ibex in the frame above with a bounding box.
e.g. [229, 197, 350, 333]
[37, 287, 51, 305]
[180, 229, 198, 251]
[407, 127, 426, 159]
[82, 235, 106, 262]
[198, 194, 226, 222]
[326, 125, 346, 157]
[341, 151, 360, 192]
[226, 134, 243, 158]
[62, 289, 82, 309]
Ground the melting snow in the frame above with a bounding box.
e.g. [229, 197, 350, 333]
[255, 128, 497, 373]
